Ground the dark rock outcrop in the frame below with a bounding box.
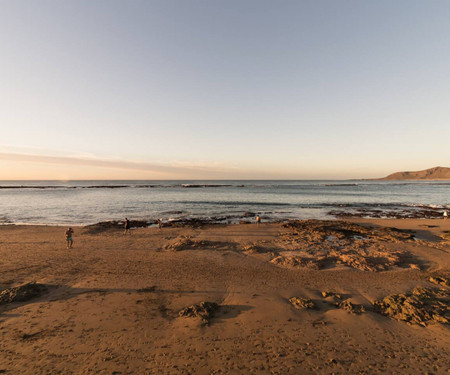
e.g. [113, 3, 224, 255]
[337, 299, 365, 314]
[373, 287, 449, 326]
[178, 302, 219, 324]
[289, 297, 316, 310]
[0, 282, 46, 304]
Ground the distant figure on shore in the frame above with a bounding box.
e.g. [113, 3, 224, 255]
[158, 218, 162, 230]
[444, 209, 448, 220]
[256, 215, 261, 225]
[65, 227, 74, 249]
[124, 218, 131, 235]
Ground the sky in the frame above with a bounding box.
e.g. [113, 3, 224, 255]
[1, 0, 449, 180]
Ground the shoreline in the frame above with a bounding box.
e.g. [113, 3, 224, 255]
[2, 215, 450, 228]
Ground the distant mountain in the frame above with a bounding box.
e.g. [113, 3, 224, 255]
[379, 166, 450, 180]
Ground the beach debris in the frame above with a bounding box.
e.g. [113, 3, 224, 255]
[429, 276, 449, 287]
[178, 302, 220, 324]
[373, 287, 449, 326]
[288, 297, 316, 310]
[336, 299, 365, 314]
[0, 282, 46, 304]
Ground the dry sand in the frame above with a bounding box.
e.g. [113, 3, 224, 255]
[0, 219, 449, 374]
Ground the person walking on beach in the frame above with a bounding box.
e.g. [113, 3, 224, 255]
[444, 209, 448, 220]
[124, 218, 131, 235]
[256, 215, 261, 225]
[158, 218, 162, 230]
[65, 227, 74, 249]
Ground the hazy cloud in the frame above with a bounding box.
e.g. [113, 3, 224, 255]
[0, 151, 235, 177]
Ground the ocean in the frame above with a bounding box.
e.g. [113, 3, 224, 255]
[0, 180, 449, 225]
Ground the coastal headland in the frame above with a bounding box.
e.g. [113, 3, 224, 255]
[1, 219, 449, 374]
[377, 166, 450, 180]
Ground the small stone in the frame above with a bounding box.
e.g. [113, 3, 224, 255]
[337, 299, 365, 314]
[429, 276, 449, 287]
[178, 301, 220, 324]
[289, 297, 316, 309]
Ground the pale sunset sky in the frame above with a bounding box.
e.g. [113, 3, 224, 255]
[1, 1, 449, 180]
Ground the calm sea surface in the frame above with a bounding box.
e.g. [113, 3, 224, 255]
[0, 180, 449, 225]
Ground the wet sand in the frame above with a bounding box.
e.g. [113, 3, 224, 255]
[0, 219, 449, 374]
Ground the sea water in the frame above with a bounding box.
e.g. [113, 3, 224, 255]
[0, 180, 449, 225]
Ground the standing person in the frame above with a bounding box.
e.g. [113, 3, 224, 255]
[444, 209, 448, 220]
[65, 227, 74, 249]
[124, 218, 131, 235]
[158, 218, 162, 230]
[256, 215, 261, 225]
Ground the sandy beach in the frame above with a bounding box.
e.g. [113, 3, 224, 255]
[0, 219, 449, 374]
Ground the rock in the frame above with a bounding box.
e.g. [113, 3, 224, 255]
[166, 217, 226, 228]
[337, 299, 365, 314]
[429, 276, 449, 287]
[271, 256, 320, 270]
[84, 220, 155, 234]
[278, 220, 419, 272]
[0, 282, 46, 304]
[321, 291, 342, 299]
[164, 237, 197, 251]
[178, 302, 220, 324]
[164, 237, 235, 251]
[289, 297, 316, 309]
[373, 287, 449, 326]
[243, 244, 270, 254]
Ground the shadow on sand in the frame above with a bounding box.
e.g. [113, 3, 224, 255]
[0, 283, 252, 325]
